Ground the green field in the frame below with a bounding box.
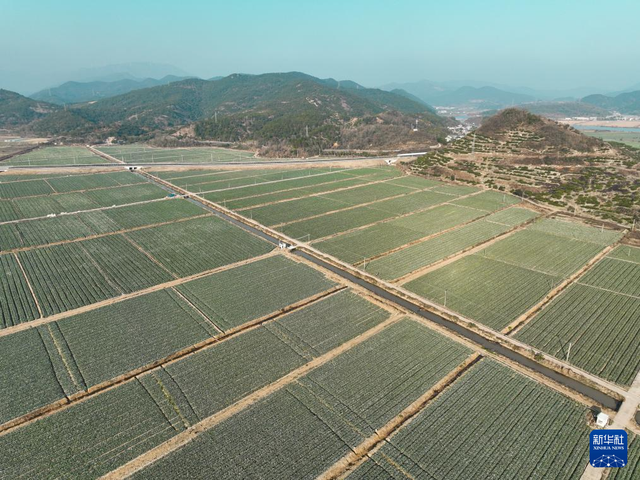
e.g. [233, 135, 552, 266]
[126, 216, 273, 277]
[131, 319, 471, 479]
[175, 255, 336, 332]
[368, 208, 539, 280]
[4, 146, 108, 166]
[349, 360, 590, 480]
[583, 130, 640, 148]
[315, 204, 488, 264]
[406, 254, 558, 330]
[515, 246, 640, 385]
[404, 218, 619, 330]
[98, 145, 258, 163]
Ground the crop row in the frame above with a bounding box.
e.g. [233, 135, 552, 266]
[579, 256, 640, 297]
[4, 146, 106, 167]
[175, 255, 336, 332]
[349, 360, 590, 480]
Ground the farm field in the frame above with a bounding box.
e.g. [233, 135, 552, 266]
[348, 360, 591, 480]
[367, 207, 539, 280]
[130, 319, 472, 479]
[3, 146, 108, 166]
[1, 162, 636, 480]
[98, 145, 259, 163]
[583, 129, 640, 148]
[515, 245, 640, 385]
[404, 218, 620, 330]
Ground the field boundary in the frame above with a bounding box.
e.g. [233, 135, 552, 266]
[12, 252, 43, 319]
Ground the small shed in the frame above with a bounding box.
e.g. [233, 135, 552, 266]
[596, 412, 609, 428]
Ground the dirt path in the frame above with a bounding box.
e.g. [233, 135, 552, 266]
[102, 314, 404, 480]
[87, 146, 125, 164]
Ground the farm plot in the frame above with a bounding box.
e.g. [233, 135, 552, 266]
[12, 195, 66, 218]
[265, 289, 390, 358]
[293, 319, 471, 432]
[609, 244, 640, 264]
[199, 169, 351, 196]
[84, 183, 167, 207]
[55, 289, 214, 388]
[0, 199, 19, 222]
[175, 255, 336, 332]
[0, 179, 54, 199]
[13, 214, 94, 249]
[432, 183, 480, 196]
[516, 275, 640, 386]
[126, 216, 273, 277]
[132, 387, 352, 480]
[79, 235, 173, 293]
[4, 146, 105, 166]
[158, 288, 390, 421]
[0, 253, 41, 327]
[349, 360, 590, 480]
[279, 189, 455, 242]
[0, 380, 179, 480]
[222, 177, 370, 209]
[0, 328, 65, 425]
[578, 256, 640, 297]
[405, 254, 559, 330]
[451, 189, 520, 212]
[100, 198, 206, 230]
[320, 182, 414, 205]
[315, 204, 487, 264]
[98, 145, 258, 163]
[528, 217, 623, 245]
[0, 223, 23, 251]
[134, 319, 471, 479]
[17, 243, 120, 317]
[193, 169, 340, 194]
[481, 228, 607, 277]
[157, 168, 288, 187]
[368, 208, 538, 281]
[246, 196, 349, 226]
[45, 172, 122, 193]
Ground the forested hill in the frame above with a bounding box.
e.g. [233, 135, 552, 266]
[1, 72, 452, 155]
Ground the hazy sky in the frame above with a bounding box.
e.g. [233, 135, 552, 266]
[2, 0, 639, 94]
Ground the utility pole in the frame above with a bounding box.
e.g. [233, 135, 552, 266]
[566, 342, 572, 362]
[305, 125, 309, 138]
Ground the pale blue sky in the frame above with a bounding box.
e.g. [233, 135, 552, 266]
[1, 0, 639, 94]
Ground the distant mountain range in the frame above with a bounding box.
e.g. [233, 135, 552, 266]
[0, 72, 450, 155]
[30, 76, 193, 105]
[582, 91, 640, 115]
